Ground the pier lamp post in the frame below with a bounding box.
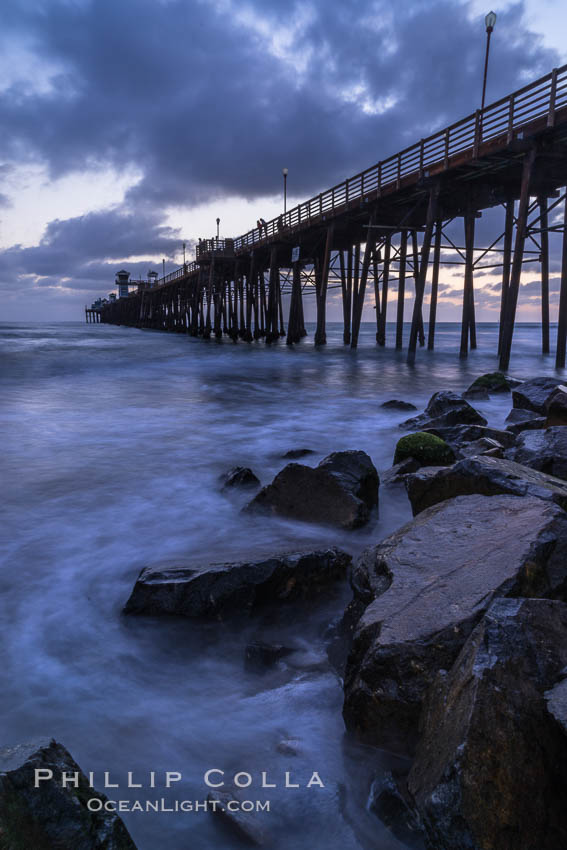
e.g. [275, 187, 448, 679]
[183, 241, 186, 266]
[216, 218, 220, 242]
[162, 258, 165, 281]
[481, 11, 497, 113]
[282, 168, 288, 215]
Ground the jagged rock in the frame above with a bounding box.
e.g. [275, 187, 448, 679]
[342, 495, 567, 755]
[408, 598, 567, 850]
[462, 387, 490, 401]
[276, 738, 301, 756]
[124, 548, 351, 619]
[381, 457, 421, 486]
[381, 400, 418, 411]
[425, 423, 516, 450]
[245, 451, 379, 530]
[221, 466, 260, 489]
[281, 448, 315, 459]
[512, 376, 562, 413]
[208, 790, 269, 846]
[545, 384, 567, 426]
[455, 436, 503, 458]
[465, 371, 516, 394]
[401, 391, 486, 431]
[0, 739, 136, 850]
[393, 432, 455, 467]
[506, 426, 567, 481]
[244, 641, 295, 672]
[368, 773, 424, 849]
[505, 407, 547, 435]
[404, 455, 567, 514]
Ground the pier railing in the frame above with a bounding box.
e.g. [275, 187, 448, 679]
[234, 63, 567, 251]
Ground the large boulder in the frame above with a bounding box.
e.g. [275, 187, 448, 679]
[245, 451, 379, 530]
[545, 384, 567, 426]
[512, 376, 562, 413]
[342, 495, 567, 755]
[401, 391, 486, 431]
[407, 598, 567, 850]
[505, 407, 547, 435]
[124, 548, 351, 619]
[404, 455, 567, 514]
[506, 426, 567, 481]
[0, 739, 136, 850]
[393, 432, 455, 467]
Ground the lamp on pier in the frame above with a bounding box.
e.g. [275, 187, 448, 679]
[282, 168, 288, 215]
[216, 217, 220, 241]
[481, 11, 497, 113]
[183, 241, 186, 266]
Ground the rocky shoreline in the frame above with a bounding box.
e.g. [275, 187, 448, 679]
[3, 373, 567, 849]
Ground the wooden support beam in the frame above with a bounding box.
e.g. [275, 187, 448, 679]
[245, 256, 255, 341]
[408, 186, 440, 364]
[556, 192, 567, 369]
[498, 199, 514, 355]
[538, 196, 550, 354]
[411, 230, 425, 346]
[427, 220, 442, 350]
[314, 224, 334, 345]
[372, 246, 381, 343]
[499, 148, 537, 371]
[396, 230, 407, 349]
[266, 247, 279, 343]
[351, 216, 376, 349]
[377, 236, 391, 346]
[460, 209, 476, 358]
[287, 262, 303, 345]
[342, 248, 353, 345]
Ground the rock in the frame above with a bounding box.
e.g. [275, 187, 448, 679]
[407, 598, 567, 850]
[465, 371, 515, 394]
[0, 739, 136, 850]
[404, 455, 567, 514]
[276, 738, 301, 756]
[281, 448, 315, 459]
[368, 773, 424, 849]
[506, 426, 567, 481]
[512, 376, 562, 413]
[381, 457, 421, 485]
[124, 548, 351, 619]
[342, 495, 567, 755]
[505, 408, 547, 435]
[208, 790, 269, 846]
[221, 466, 260, 489]
[545, 676, 567, 731]
[545, 384, 567, 426]
[381, 400, 418, 411]
[245, 451, 379, 530]
[244, 641, 295, 672]
[462, 387, 490, 401]
[426, 423, 516, 450]
[401, 391, 487, 431]
[393, 432, 455, 467]
[453, 436, 503, 458]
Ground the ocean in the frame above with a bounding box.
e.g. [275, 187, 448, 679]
[0, 320, 564, 849]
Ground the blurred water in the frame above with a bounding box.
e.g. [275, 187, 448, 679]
[0, 320, 564, 849]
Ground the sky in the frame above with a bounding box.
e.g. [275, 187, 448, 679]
[0, 0, 566, 322]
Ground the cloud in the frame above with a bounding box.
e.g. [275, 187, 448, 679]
[0, 0, 561, 316]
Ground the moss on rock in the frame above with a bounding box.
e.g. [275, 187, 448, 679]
[394, 432, 455, 466]
[467, 372, 511, 393]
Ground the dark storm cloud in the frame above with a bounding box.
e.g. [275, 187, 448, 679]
[0, 207, 184, 292]
[0, 0, 560, 301]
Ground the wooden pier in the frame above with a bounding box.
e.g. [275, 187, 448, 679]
[95, 63, 567, 369]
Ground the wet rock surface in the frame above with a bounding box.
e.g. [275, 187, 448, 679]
[505, 426, 567, 481]
[512, 376, 562, 413]
[221, 466, 260, 489]
[425, 423, 516, 450]
[244, 641, 295, 672]
[404, 455, 567, 514]
[381, 399, 418, 411]
[245, 450, 379, 529]
[407, 598, 567, 850]
[401, 391, 487, 431]
[124, 548, 351, 619]
[342, 494, 567, 755]
[281, 448, 315, 459]
[207, 790, 269, 846]
[465, 371, 517, 394]
[0, 739, 136, 850]
[545, 384, 567, 426]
